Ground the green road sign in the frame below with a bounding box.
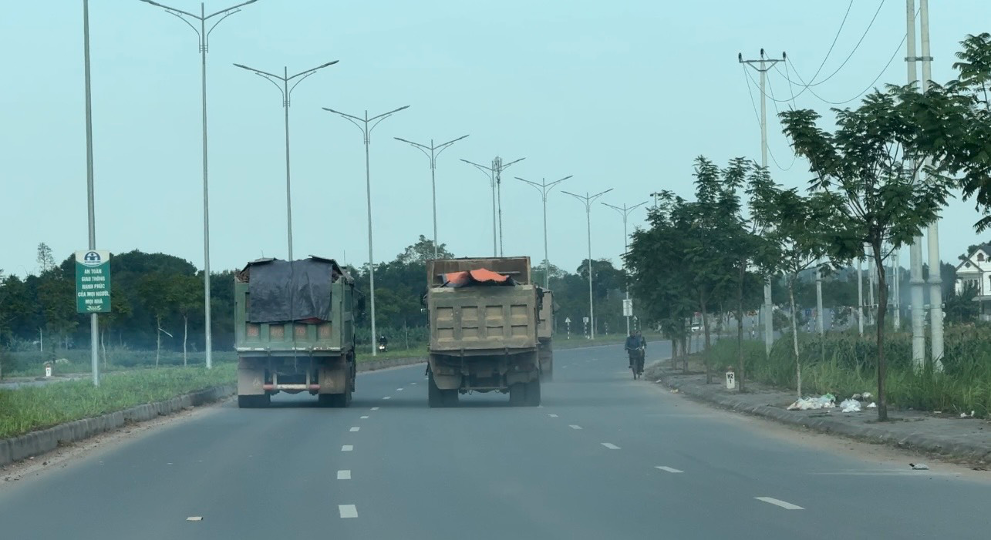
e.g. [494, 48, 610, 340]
[75, 250, 111, 314]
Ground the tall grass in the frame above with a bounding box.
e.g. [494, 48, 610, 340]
[708, 328, 991, 417]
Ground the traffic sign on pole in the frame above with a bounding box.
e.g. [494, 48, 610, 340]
[622, 298, 633, 317]
[75, 250, 111, 314]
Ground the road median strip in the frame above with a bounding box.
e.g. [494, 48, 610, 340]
[0, 355, 427, 468]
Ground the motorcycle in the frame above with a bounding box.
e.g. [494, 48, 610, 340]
[628, 346, 645, 380]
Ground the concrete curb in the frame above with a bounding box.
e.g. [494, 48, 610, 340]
[654, 372, 991, 464]
[0, 356, 429, 469]
[0, 384, 236, 468]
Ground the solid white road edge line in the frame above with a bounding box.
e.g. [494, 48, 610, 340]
[655, 466, 683, 473]
[755, 497, 803, 510]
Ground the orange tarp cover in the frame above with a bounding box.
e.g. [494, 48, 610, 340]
[443, 269, 513, 287]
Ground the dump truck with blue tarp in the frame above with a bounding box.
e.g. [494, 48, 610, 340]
[234, 256, 356, 408]
[426, 256, 543, 407]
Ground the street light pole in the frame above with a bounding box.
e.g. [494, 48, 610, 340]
[83, 0, 99, 386]
[563, 188, 613, 340]
[515, 175, 572, 289]
[234, 60, 338, 262]
[141, 0, 258, 370]
[324, 106, 410, 357]
[462, 156, 525, 256]
[602, 200, 648, 336]
[394, 134, 470, 258]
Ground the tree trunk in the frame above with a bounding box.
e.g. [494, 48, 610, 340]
[788, 276, 801, 398]
[156, 314, 162, 367]
[873, 242, 889, 421]
[737, 262, 746, 392]
[183, 315, 188, 367]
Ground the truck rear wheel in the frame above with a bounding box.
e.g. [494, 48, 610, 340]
[428, 373, 444, 408]
[524, 379, 541, 407]
[238, 394, 270, 409]
[509, 383, 527, 407]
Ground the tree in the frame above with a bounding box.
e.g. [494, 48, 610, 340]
[750, 179, 838, 398]
[139, 273, 175, 366]
[781, 86, 958, 421]
[945, 283, 980, 324]
[36, 243, 55, 274]
[626, 191, 696, 372]
[940, 33, 991, 231]
[173, 275, 202, 366]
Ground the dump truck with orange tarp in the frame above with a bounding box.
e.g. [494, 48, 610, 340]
[425, 257, 544, 407]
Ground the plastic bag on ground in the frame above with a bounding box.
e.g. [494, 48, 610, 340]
[840, 398, 861, 413]
[787, 394, 837, 411]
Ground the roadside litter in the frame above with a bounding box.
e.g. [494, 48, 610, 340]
[960, 411, 976, 418]
[840, 399, 862, 413]
[867, 402, 877, 408]
[910, 463, 929, 470]
[787, 393, 836, 411]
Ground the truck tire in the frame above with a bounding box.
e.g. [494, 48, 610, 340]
[509, 383, 527, 407]
[238, 394, 269, 409]
[428, 373, 444, 408]
[524, 379, 541, 407]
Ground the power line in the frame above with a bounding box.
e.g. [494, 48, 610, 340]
[782, 0, 855, 102]
[764, 73, 797, 171]
[795, 0, 887, 89]
[769, 6, 920, 107]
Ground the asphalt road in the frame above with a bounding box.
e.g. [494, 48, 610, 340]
[1, 343, 989, 539]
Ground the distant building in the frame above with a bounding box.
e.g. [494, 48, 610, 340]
[954, 244, 991, 295]
[955, 244, 991, 321]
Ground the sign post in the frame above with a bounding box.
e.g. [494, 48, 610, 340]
[76, 250, 112, 314]
[565, 317, 571, 340]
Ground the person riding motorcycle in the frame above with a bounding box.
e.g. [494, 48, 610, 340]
[377, 335, 388, 351]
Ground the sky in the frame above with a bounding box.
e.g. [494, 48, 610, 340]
[1, 0, 990, 278]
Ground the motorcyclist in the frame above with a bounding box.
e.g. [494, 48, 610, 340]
[624, 332, 643, 368]
[378, 335, 388, 350]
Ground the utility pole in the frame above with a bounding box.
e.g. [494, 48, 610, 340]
[816, 263, 824, 335]
[516, 175, 572, 289]
[141, 0, 258, 370]
[603, 200, 649, 335]
[462, 156, 525, 256]
[919, 0, 943, 370]
[324, 106, 410, 357]
[563, 188, 613, 340]
[868, 252, 876, 326]
[740, 49, 785, 355]
[394, 134, 470, 259]
[906, 0, 927, 371]
[234, 60, 338, 262]
[857, 257, 864, 336]
[83, 0, 99, 386]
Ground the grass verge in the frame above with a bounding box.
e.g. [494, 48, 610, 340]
[703, 331, 991, 417]
[0, 364, 237, 440]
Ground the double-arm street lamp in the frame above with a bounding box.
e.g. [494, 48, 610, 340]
[515, 175, 572, 289]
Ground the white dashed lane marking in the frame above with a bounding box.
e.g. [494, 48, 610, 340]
[755, 497, 803, 510]
[569, 425, 582, 430]
[371, 407, 380, 411]
[601, 443, 620, 450]
[337, 470, 351, 480]
[656, 466, 683, 473]
[360, 415, 369, 419]
[339, 505, 358, 519]
[548, 414, 559, 418]
[397, 388, 404, 391]
[383, 396, 391, 400]
[350, 427, 360, 432]
[341, 445, 353, 452]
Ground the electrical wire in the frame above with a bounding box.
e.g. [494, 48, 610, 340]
[794, 0, 887, 90]
[765, 74, 798, 171]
